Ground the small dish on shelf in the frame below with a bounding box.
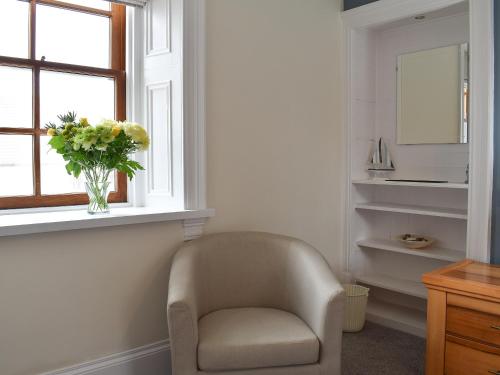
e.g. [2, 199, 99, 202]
[396, 234, 434, 249]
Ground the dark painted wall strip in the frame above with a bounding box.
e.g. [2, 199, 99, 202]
[491, 2, 500, 264]
[344, 0, 379, 11]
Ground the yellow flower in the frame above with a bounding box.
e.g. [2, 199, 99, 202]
[124, 123, 150, 151]
[111, 125, 122, 137]
[47, 128, 56, 136]
[80, 118, 90, 127]
[139, 134, 150, 151]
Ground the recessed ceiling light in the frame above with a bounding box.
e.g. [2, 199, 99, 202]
[414, 15, 426, 20]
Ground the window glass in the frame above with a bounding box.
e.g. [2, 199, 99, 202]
[0, 0, 29, 58]
[36, 5, 110, 68]
[60, 0, 110, 10]
[40, 136, 86, 195]
[0, 1, 126, 208]
[0, 135, 33, 197]
[0, 66, 32, 128]
[40, 71, 115, 127]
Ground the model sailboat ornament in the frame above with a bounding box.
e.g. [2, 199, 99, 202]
[368, 137, 395, 179]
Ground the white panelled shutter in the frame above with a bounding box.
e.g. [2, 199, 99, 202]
[142, 0, 184, 209]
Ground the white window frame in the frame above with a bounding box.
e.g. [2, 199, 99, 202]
[0, 0, 213, 240]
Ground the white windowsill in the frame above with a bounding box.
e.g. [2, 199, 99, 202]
[0, 207, 215, 237]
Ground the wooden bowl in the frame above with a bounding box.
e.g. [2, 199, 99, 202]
[396, 234, 435, 249]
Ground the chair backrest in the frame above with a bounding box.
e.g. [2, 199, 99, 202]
[182, 232, 308, 317]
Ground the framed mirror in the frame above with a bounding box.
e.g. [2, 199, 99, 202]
[397, 43, 469, 145]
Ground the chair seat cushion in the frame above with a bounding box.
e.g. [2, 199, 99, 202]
[197, 307, 319, 371]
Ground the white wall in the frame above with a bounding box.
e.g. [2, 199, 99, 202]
[204, 0, 344, 268]
[0, 222, 184, 375]
[0, 1, 344, 374]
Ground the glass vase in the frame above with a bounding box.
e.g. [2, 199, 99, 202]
[84, 169, 112, 214]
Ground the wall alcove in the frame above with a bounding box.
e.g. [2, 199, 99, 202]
[341, 0, 494, 336]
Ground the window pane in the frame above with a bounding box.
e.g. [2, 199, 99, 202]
[36, 5, 110, 68]
[59, 0, 110, 10]
[0, 66, 32, 128]
[40, 136, 85, 195]
[40, 71, 115, 127]
[41, 136, 116, 195]
[0, 0, 29, 58]
[0, 135, 33, 197]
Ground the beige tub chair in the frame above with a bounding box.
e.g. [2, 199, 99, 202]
[167, 232, 344, 375]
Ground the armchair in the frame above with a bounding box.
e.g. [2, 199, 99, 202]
[167, 232, 344, 375]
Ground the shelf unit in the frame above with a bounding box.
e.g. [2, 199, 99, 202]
[357, 239, 465, 262]
[355, 273, 428, 299]
[343, 2, 473, 338]
[355, 202, 467, 220]
[352, 179, 468, 190]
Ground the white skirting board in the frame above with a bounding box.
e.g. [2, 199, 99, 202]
[38, 340, 171, 375]
[366, 313, 426, 338]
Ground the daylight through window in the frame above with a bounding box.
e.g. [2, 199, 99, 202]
[0, 0, 126, 209]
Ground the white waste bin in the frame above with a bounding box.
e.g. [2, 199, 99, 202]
[342, 284, 370, 332]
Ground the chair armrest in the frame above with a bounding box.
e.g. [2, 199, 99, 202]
[285, 241, 345, 375]
[167, 245, 200, 375]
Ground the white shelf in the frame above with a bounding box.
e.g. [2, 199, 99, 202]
[357, 238, 465, 262]
[365, 299, 426, 338]
[352, 179, 468, 190]
[355, 273, 427, 299]
[355, 202, 467, 220]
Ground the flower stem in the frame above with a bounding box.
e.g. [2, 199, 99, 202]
[84, 167, 111, 214]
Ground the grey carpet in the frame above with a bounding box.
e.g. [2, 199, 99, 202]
[342, 322, 425, 375]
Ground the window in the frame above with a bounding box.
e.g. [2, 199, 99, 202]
[0, 0, 126, 209]
[0, 0, 211, 237]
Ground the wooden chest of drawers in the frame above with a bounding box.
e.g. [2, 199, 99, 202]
[423, 260, 500, 375]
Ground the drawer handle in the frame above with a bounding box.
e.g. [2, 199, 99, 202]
[491, 325, 500, 331]
[488, 371, 500, 375]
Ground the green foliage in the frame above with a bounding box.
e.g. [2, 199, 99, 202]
[45, 112, 149, 180]
[58, 111, 77, 123]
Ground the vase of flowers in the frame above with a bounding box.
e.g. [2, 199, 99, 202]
[46, 112, 149, 214]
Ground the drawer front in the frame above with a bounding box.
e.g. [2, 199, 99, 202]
[447, 305, 500, 347]
[445, 340, 500, 375]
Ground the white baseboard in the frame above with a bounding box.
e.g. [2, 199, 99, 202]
[364, 299, 427, 338]
[38, 340, 171, 375]
[366, 313, 426, 338]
